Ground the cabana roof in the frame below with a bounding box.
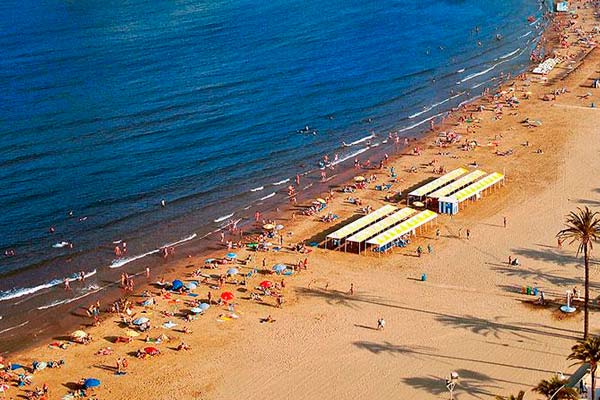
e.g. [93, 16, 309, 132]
[366, 210, 438, 248]
[346, 207, 416, 244]
[326, 205, 397, 240]
[408, 168, 468, 198]
[428, 170, 487, 199]
[452, 172, 504, 203]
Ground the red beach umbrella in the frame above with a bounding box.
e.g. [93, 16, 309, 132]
[220, 292, 234, 301]
[259, 281, 272, 289]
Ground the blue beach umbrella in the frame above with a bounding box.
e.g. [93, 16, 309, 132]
[273, 264, 287, 273]
[226, 252, 237, 259]
[198, 302, 210, 311]
[83, 378, 101, 388]
[172, 279, 183, 290]
[132, 317, 149, 325]
[226, 268, 239, 275]
[190, 307, 202, 314]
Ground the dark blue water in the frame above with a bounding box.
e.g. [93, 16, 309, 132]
[0, 0, 548, 336]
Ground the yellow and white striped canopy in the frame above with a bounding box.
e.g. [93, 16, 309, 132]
[346, 207, 416, 244]
[452, 172, 504, 203]
[367, 210, 438, 247]
[408, 168, 468, 198]
[428, 170, 487, 199]
[327, 204, 397, 240]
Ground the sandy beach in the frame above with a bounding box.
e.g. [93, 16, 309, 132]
[3, 1, 600, 399]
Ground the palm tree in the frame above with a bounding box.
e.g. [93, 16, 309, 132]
[557, 206, 600, 338]
[568, 336, 600, 400]
[533, 374, 578, 399]
[495, 391, 525, 400]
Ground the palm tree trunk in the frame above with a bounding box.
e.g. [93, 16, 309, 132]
[584, 245, 590, 339]
[592, 365, 597, 400]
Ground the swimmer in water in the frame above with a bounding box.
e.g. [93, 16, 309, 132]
[160, 199, 166, 207]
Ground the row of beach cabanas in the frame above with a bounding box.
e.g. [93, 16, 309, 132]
[324, 205, 438, 255]
[407, 167, 505, 214]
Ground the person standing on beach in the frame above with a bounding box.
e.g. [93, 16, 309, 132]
[427, 244, 433, 254]
[349, 283, 354, 295]
[466, 229, 471, 240]
[416, 246, 423, 257]
[64, 278, 70, 291]
[377, 318, 385, 330]
[145, 267, 150, 280]
[436, 228, 440, 240]
[503, 216, 507, 228]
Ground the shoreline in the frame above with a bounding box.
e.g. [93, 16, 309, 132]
[4, 1, 600, 398]
[0, 1, 556, 355]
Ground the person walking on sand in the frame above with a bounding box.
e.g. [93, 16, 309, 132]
[349, 283, 354, 295]
[508, 255, 512, 265]
[436, 228, 440, 240]
[220, 232, 225, 243]
[64, 278, 70, 291]
[503, 216, 507, 228]
[457, 228, 462, 238]
[377, 317, 386, 331]
[427, 244, 433, 254]
[466, 229, 471, 240]
[416, 246, 423, 257]
[145, 267, 150, 280]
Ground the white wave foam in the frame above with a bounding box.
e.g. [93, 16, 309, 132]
[243, 205, 251, 210]
[519, 31, 532, 38]
[409, 92, 465, 119]
[500, 48, 520, 59]
[332, 147, 369, 165]
[457, 68, 465, 73]
[0, 279, 62, 302]
[250, 186, 264, 192]
[0, 320, 29, 335]
[529, 17, 539, 26]
[398, 111, 446, 133]
[110, 249, 160, 269]
[37, 299, 67, 310]
[260, 192, 276, 201]
[52, 241, 70, 248]
[214, 213, 234, 223]
[349, 134, 375, 146]
[272, 178, 290, 186]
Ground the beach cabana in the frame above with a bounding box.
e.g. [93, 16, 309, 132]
[345, 207, 416, 253]
[366, 210, 438, 254]
[324, 204, 397, 249]
[427, 170, 487, 202]
[407, 168, 468, 202]
[441, 172, 505, 213]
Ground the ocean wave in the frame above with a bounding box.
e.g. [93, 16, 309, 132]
[52, 241, 70, 248]
[348, 134, 375, 146]
[499, 48, 520, 59]
[398, 111, 446, 133]
[250, 186, 264, 192]
[214, 213, 234, 223]
[272, 178, 290, 186]
[529, 17, 539, 26]
[519, 31, 532, 38]
[0, 279, 62, 302]
[457, 68, 465, 73]
[260, 192, 276, 201]
[109, 233, 197, 269]
[332, 147, 369, 165]
[37, 284, 104, 310]
[0, 320, 29, 335]
[409, 92, 465, 119]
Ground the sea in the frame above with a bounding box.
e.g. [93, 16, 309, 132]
[0, 0, 550, 349]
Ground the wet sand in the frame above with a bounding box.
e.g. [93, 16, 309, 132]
[3, 2, 600, 399]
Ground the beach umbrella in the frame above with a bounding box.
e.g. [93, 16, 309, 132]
[272, 264, 287, 273]
[132, 317, 149, 325]
[316, 198, 326, 204]
[354, 176, 365, 182]
[83, 378, 101, 389]
[125, 330, 140, 337]
[185, 282, 198, 290]
[198, 303, 210, 311]
[9, 364, 23, 371]
[226, 252, 237, 259]
[259, 280, 272, 289]
[263, 224, 275, 230]
[71, 330, 87, 339]
[171, 279, 184, 290]
[190, 307, 202, 314]
[143, 347, 160, 356]
[275, 224, 284, 231]
[220, 292, 234, 301]
[227, 268, 239, 275]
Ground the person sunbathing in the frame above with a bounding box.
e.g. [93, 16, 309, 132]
[176, 342, 191, 351]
